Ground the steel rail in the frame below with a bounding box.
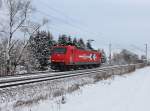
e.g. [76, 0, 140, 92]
[0, 64, 130, 84]
[0, 69, 107, 88]
[0, 64, 138, 88]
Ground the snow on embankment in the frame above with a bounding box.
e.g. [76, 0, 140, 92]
[60, 66, 150, 111]
[0, 64, 146, 111]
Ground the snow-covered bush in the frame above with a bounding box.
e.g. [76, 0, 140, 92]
[112, 49, 140, 65]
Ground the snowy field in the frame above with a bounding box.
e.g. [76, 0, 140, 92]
[0, 66, 149, 111]
[32, 66, 150, 111]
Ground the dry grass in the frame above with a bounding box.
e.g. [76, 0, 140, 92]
[67, 84, 80, 93]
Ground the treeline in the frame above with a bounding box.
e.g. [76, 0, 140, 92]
[57, 35, 93, 50]
[0, 30, 102, 75]
[31, 31, 94, 50]
[0, 0, 106, 76]
[0, 30, 145, 76]
[0, 0, 144, 76]
[112, 49, 146, 65]
[27, 30, 98, 70]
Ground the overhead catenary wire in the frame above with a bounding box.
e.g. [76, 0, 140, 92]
[32, 1, 149, 59]
[36, 10, 100, 37]
[110, 43, 147, 55]
[33, 10, 100, 40]
[130, 45, 145, 53]
[37, 0, 85, 26]
[33, 0, 102, 38]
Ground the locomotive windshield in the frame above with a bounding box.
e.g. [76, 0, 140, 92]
[52, 47, 66, 54]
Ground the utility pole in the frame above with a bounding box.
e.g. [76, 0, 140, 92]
[109, 43, 112, 65]
[145, 44, 148, 64]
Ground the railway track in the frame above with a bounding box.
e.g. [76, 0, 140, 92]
[0, 63, 109, 78]
[0, 64, 143, 88]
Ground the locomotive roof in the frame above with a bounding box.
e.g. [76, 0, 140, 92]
[52, 45, 99, 52]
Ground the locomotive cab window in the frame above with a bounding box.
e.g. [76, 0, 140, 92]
[52, 47, 66, 54]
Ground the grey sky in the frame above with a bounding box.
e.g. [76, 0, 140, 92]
[7, 0, 150, 55]
[34, 0, 150, 50]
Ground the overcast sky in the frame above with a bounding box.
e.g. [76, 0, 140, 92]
[0, 0, 149, 55]
[33, 0, 150, 55]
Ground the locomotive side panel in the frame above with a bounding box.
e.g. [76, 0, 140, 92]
[73, 48, 101, 65]
[51, 45, 102, 70]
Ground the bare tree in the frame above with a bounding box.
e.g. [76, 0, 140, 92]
[3, 0, 29, 74]
[0, 0, 47, 75]
[112, 49, 140, 65]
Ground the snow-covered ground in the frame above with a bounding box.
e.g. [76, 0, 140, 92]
[0, 66, 149, 111]
[33, 66, 150, 111]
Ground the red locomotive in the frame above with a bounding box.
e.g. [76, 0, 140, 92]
[50, 45, 102, 71]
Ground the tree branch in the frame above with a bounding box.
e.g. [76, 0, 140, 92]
[8, 40, 19, 54]
[11, 0, 31, 35]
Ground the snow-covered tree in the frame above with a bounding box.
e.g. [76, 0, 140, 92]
[77, 38, 85, 49]
[67, 36, 73, 45]
[28, 31, 55, 70]
[58, 34, 68, 45]
[0, 0, 47, 75]
[112, 49, 140, 65]
[73, 38, 77, 46]
[86, 41, 93, 50]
